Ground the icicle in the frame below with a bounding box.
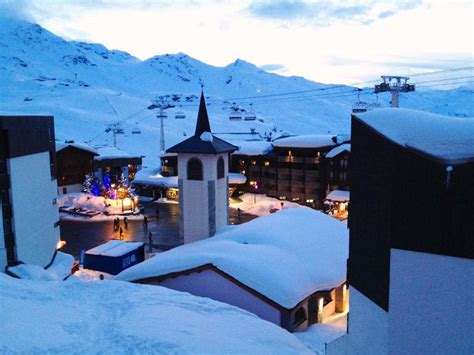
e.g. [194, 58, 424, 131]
[446, 165, 453, 190]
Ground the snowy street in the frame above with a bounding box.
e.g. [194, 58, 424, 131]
[60, 201, 257, 257]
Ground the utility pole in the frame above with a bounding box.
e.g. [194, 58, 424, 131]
[374, 76, 415, 108]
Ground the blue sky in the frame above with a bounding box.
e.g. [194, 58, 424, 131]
[1, 0, 472, 84]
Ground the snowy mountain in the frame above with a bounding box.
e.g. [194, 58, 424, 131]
[1, 16, 472, 166]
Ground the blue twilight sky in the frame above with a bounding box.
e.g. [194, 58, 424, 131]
[1, 0, 473, 84]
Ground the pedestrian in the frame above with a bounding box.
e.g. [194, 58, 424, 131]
[143, 215, 148, 228]
[99, 274, 104, 280]
[124, 217, 128, 230]
[237, 208, 241, 218]
[148, 231, 153, 244]
[119, 226, 124, 240]
[280, 202, 284, 210]
[113, 218, 117, 231]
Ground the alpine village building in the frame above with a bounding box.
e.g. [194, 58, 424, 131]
[345, 108, 474, 354]
[1, 116, 60, 271]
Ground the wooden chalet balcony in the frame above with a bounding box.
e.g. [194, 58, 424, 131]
[291, 169, 305, 176]
[291, 180, 305, 188]
[305, 170, 321, 177]
[277, 156, 305, 163]
[305, 157, 321, 165]
[263, 167, 276, 174]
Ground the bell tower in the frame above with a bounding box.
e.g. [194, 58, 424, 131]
[167, 92, 237, 244]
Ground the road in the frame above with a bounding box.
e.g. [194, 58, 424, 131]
[60, 201, 257, 257]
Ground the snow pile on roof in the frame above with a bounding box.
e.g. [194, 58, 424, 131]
[326, 144, 351, 158]
[0, 274, 311, 353]
[355, 108, 474, 164]
[94, 146, 141, 161]
[228, 172, 247, 184]
[231, 193, 302, 216]
[7, 252, 74, 281]
[326, 190, 350, 202]
[56, 141, 98, 155]
[86, 240, 143, 257]
[233, 141, 273, 155]
[133, 168, 178, 188]
[272, 135, 337, 148]
[200, 131, 213, 142]
[116, 208, 348, 309]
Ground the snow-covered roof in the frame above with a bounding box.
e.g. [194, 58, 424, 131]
[326, 190, 350, 202]
[86, 240, 143, 257]
[272, 135, 337, 149]
[116, 208, 348, 309]
[233, 141, 273, 156]
[132, 168, 178, 188]
[56, 142, 98, 155]
[228, 172, 247, 184]
[326, 144, 351, 158]
[0, 274, 311, 353]
[94, 146, 142, 161]
[355, 108, 474, 164]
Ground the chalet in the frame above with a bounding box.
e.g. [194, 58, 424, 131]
[115, 208, 349, 332]
[1, 116, 60, 271]
[269, 135, 339, 208]
[346, 108, 474, 354]
[56, 142, 98, 195]
[325, 143, 350, 192]
[94, 146, 142, 185]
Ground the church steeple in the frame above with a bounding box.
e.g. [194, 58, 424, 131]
[195, 91, 211, 136]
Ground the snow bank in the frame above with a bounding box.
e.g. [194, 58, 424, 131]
[356, 108, 474, 164]
[116, 208, 349, 309]
[46, 252, 75, 280]
[7, 252, 74, 281]
[231, 193, 302, 216]
[58, 193, 140, 217]
[326, 190, 350, 202]
[272, 134, 336, 148]
[0, 274, 311, 354]
[326, 143, 350, 158]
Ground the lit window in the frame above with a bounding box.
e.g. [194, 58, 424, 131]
[251, 160, 257, 165]
[264, 161, 270, 166]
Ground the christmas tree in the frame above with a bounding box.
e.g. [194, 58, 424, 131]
[82, 174, 94, 193]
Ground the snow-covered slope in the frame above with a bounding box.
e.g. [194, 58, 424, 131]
[0, 274, 311, 353]
[1, 16, 472, 166]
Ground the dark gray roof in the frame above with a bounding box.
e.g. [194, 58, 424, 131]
[167, 92, 237, 154]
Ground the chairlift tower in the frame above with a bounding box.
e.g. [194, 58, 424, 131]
[374, 76, 415, 108]
[152, 97, 174, 154]
[105, 123, 124, 147]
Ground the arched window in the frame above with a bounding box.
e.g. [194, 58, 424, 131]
[294, 307, 307, 327]
[187, 158, 203, 180]
[217, 157, 225, 179]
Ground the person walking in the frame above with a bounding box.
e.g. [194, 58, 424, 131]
[124, 217, 128, 230]
[143, 215, 148, 228]
[237, 207, 241, 218]
[119, 226, 124, 240]
[148, 231, 153, 244]
[113, 218, 118, 231]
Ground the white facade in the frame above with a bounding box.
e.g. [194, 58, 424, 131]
[389, 249, 473, 354]
[155, 268, 282, 325]
[5, 152, 60, 268]
[346, 249, 474, 354]
[178, 152, 229, 244]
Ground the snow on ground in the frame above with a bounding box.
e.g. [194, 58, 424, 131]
[295, 312, 348, 354]
[230, 193, 302, 216]
[0, 274, 312, 354]
[356, 108, 474, 164]
[71, 268, 114, 282]
[116, 208, 349, 309]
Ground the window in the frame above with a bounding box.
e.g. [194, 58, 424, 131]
[340, 159, 348, 169]
[217, 157, 225, 179]
[294, 307, 307, 326]
[187, 158, 203, 180]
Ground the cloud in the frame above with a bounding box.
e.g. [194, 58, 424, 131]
[0, 0, 36, 21]
[246, 0, 423, 25]
[259, 63, 287, 72]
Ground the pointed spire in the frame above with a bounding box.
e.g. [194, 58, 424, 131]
[195, 89, 211, 136]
